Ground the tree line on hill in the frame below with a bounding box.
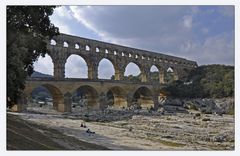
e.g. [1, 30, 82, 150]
[163, 65, 234, 98]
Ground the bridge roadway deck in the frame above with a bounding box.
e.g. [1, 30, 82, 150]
[25, 77, 166, 96]
[27, 77, 160, 85]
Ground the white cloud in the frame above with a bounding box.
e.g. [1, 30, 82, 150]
[69, 6, 106, 38]
[180, 41, 195, 53]
[67, 6, 198, 53]
[180, 32, 234, 65]
[35, 6, 234, 78]
[50, 6, 72, 34]
[183, 15, 193, 29]
[54, 6, 73, 19]
[64, 6, 233, 72]
[51, 18, 72, 34]
[200, 33, 234, 65]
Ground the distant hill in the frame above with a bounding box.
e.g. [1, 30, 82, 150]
[163, 64, 234, 98]
[31, 71, 53, 78]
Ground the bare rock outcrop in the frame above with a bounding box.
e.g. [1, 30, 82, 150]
[162, 97, 234, 115]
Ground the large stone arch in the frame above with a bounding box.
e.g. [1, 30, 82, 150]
[73, 85, 99, 110]
[165, 66, 179, 83]
[65, 53, 89, 78]
[65, 52, 97, 80]
[125, 60, 152, 83]
[148, 64, 166, 84]
[25, 84, 69, 112]
[149, 64, 160, 82]
[106, 86, 127, 108]
[124, 61, 142, 72]
[124, 61, 143, 82]
[48, 33, 197, 81]
[131, 86, 154, 109]
[97, 57, 116, 80]
[65, 52, 89, 63]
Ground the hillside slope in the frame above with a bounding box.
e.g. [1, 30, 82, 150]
[31, 71, 53, 78]
[164, 64, 234, 98]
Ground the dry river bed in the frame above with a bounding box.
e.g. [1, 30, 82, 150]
[10, 107, 234, 150]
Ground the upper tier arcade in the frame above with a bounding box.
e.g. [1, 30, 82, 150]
[47, 33, 198, 83]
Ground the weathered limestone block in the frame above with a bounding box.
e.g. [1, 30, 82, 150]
[113, 96, 127, 108]
[139, 98, 154, 109]
[88, 62, 98, 80]
[57, 103, 66, 112]
[159, 69, 165, 84]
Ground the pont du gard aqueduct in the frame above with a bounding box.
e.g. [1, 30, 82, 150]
[22, 33, 198, 112]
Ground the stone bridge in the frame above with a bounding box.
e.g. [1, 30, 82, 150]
[20, 33, 198, 112]
[24, 78, 167, 112]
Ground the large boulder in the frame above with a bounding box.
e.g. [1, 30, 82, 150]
[184, 98, 218, 114]
[162, 98, 188, 114]
[183, 98, 234, 114]
[163, 105, 188, 114]
[163, 98, 183, 106]
[214, 98, 234, 114]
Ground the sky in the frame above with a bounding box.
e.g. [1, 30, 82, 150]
[33, 6, 234, 79]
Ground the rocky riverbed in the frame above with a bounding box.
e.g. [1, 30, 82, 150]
[11, 103, 234, 150]
[162, 97, 234, 115]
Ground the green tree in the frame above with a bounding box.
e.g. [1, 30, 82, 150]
[7, 6, 59, 107]
[163, 65, 234, 98]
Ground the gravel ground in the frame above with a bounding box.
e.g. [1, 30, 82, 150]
[9, 105, 234, 150]
[7, 113, 108, 150]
